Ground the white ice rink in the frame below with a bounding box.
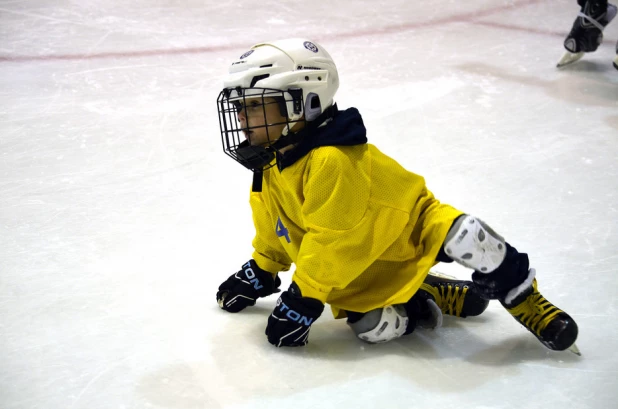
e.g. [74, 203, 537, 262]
[1, 0, 618, 408]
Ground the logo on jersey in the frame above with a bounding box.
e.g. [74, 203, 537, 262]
[303, 41, 319, 53]
[275, 217, 291, 243]
[239, 50, 254, 59]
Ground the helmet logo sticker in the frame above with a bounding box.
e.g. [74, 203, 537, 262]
[303, 41, 319, 53]
[239, 50, 254, 59]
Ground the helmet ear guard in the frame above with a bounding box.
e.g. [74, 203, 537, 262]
[304, 93, 322, 122]
[274, 87, 324, 122]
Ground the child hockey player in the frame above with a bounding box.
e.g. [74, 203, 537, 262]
[215, 38, 579, 354]
[558, 0, 617, 69]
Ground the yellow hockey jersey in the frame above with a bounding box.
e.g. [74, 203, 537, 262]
[249, 107, 462, 318]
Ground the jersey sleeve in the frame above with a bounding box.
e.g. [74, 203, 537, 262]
[292, 146, 413, 303]
[249, 191, 293, 275]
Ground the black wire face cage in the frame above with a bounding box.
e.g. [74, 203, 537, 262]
[217, 87, 304, 172]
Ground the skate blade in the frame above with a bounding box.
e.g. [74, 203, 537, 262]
[557, 51, 584, 68]
[428, 270, 457, 280]
[568, 343, 581, 356]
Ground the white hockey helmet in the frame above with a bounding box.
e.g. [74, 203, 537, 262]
[222, 38, 339, 121]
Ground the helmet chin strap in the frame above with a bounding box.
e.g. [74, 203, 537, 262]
[279, 123, 291, 137]
[269, 124, 302, 151]
[270, 103, 337, 152]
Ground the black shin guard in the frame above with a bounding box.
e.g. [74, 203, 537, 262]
[471, 243, 531, 300]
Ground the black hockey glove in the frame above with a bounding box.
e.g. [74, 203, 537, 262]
[266, 282, 324, 347]
[216, 259, 281, 313]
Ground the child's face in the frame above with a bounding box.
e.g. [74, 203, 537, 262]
[237, 97, 287, 146]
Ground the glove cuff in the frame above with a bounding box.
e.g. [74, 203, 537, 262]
[290, 275, 330, 303]
[245, 259, 281, 298]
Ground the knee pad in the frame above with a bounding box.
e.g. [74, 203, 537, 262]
[347, 305, 408, 344]
[443, 215, 506, 273]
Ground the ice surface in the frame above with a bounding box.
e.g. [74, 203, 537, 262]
[1, 1, 617, 408]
